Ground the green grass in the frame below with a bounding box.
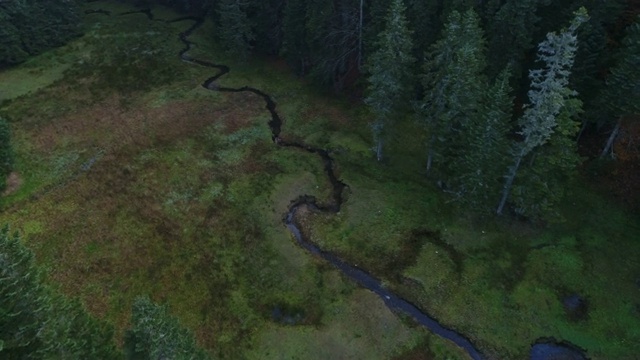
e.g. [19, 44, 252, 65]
[2, 1, 639, 359]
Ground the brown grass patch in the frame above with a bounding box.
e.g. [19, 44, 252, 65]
[28, 91, 263, 154]
[2, 172, 23, 196]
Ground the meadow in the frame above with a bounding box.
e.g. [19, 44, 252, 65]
[0, 1, 638, 359]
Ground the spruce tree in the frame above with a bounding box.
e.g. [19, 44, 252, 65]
[216, 0, 255, 60]
[364, 0, 415, 161]
[124, 296, 210, 360]
[306, 0, 363, 90]
[453, 68, 513, 209]
[599, 17, 640, 158]
[419, 9, 486, 176]
[282, 0, 310, 75]
[486, 0, 543, 79]
[0, 226, 119, 359]
[496, 8, 589, 216]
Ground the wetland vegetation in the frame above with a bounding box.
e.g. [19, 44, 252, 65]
[1, 0, 639, 359]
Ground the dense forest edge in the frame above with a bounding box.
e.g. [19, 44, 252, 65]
[1, 0, 639, 359]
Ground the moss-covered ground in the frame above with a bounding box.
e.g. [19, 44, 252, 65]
[1, 1, 638, 359]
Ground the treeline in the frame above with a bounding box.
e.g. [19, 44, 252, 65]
[0, 227, 211, 359]
[0, 0, 84, 68]
[133, 0, 639, 218]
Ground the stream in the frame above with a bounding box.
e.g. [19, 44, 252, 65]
[86, 7, 589, 360]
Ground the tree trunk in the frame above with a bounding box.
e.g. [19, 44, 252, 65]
[576, 119, 588, 142]
[600, 119, 621, 158]
[358, 0, 364, 70]
[497, 148, 525, 215]
[376, 138, 383, 162]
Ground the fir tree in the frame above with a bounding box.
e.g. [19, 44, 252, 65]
[364, 0, 415, 161]
[453, 68, 513, 209]
[124, 296, 210, 360]
[282, 0, 310, 75]
[419, 9, 486, 176]
[599, 17, 640, 158]
[216, 0, 255, 60]
[0, 226, 119, 359]
[497, 8, 589, 216]
[486, 0, 543, 79]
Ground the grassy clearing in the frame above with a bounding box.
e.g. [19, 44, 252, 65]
[3, 1, 637, 359]
[305, 116, 640, 358]
[0, 1, 456, 358]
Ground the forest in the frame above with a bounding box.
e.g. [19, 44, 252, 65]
[1, 0, 639, 359]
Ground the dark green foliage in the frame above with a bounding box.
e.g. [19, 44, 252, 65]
[281, 0, 309, 75]
[497, 8, 588, 217]
[0, 226, 120, 359]
[216, 0, 255, 60]
[420, 9, 487, 177]
[0, 118, 14, 192]
[0, 0, 83, 68]
[600, 18, 640, 118]
[486, 0, 544, 79]
[305, 0, 362, 90]
[365, 0, 415, 161]
[252, 0, 285, 55]
[124, 296, 210, 360]
[453, 69, 513, 209]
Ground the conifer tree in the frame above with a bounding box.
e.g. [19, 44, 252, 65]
[496, 8, 589, 215]
[453, 68, 513, 209]
[124, 296, 210, 360]
[216, 0, 255, 60]
[486, 0, 543, 79]
[306, 0, 363, 90]
[282, 0, 310, 75]
[364, 0, 415, 161]
[0, 226, 119, 359]
[599, 17, 640, 158]
[419, 9, 486, 175]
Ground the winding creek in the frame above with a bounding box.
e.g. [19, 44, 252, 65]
[84, 6, 589, 360]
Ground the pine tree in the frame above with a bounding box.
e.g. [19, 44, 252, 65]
[306, 0, 363, 90]
[0, 226, 120, 359]
[0, 117, 14, 192]
[124, 296, 210, 360]
[364, 0, 415, 161]
[419, 9, 487, 176]
[0, 0, 82, 68]
[216, 0, 255, 60]
[282, 0, 310, 75]
[496, 8, 589, 215]
[486, 0, 543, 79]
[453, 68, 513, 209]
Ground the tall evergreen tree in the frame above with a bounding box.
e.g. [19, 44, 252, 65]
[281, 0, 310, 75]
[452, 68, 513, 209]
[419, 9, 487, 176]
[599, 17, 640, 158]
[496, 8, 589, 215]
[216, 0, 255, 60]
[486, 0, 545, 79]
[124, 296, 210, 360]
[364, 0, 415, 161]
[0, 0, 82, 68]
[0, 226, 120, 359]
[0, 117, 13, 192]
[304, 0, 365, 90]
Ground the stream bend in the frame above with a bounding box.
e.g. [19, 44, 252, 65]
[170, 15, 484, 360]
[86, 7, 586, 360]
